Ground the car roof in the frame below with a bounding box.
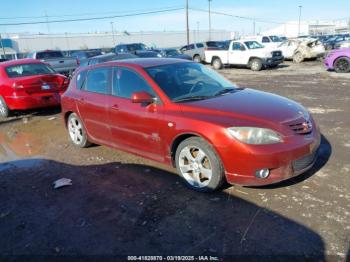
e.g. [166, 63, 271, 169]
[100, 58, 192, 69]
[0, 58, 44, 68]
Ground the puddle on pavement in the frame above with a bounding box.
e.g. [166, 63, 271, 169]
[0, 130, 44, 171]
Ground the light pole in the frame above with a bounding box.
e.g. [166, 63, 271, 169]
[208, 0, 212, 40]
[298, 5, 302, 36]
[186, 0, 190, 45]
[110, 22, 116, 46]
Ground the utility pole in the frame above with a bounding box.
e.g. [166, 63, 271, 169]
[186, 0, 190, 45]
[110, 22, 116, 46]
[0, 34, 6, 58]
[298, 5, 302, 36]
[208, 0, 212, 40]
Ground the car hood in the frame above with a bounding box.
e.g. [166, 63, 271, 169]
[180, 88, 308, 127]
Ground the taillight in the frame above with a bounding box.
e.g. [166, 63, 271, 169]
[12, 82, 24, 89]
[76, 58, 80, 66]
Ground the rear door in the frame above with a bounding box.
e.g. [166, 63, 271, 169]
[107, 66, 164, 161]
[77, 66, 112, 143]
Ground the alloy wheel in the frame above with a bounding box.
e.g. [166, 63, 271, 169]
[68, 115, 84, 145]
[178, 146, 213, 188]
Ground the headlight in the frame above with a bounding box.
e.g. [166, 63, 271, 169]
[227, 127, 282, 144]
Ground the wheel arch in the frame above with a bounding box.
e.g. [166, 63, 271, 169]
[211, 56, 221, 64]
[333, 56, 350, 67]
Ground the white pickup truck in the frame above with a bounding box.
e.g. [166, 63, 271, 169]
[204, 40, 284, 71]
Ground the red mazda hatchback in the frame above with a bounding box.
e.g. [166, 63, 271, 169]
[61, 58, 320, 192]
[0, 59, 69, 117]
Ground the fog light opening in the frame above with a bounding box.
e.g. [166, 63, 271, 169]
[255, 169, 270, 179]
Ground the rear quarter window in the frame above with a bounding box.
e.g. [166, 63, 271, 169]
[76, 70, 87, 89]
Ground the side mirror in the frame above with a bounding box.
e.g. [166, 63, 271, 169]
[131, 91, 155, 104]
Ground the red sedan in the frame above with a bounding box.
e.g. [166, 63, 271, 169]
[61, 58, 320, 192]
[0, 59, 69, 117]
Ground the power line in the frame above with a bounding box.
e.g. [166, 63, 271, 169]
[0, 6, 184, 20]
[0, 7, 184, 26]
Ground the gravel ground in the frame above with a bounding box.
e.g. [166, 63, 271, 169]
[0, 60, 349, 261]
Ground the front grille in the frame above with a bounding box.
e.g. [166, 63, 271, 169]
[272, 51, 282, 57]
[289, 120, 313, 135]
[292, 150, 317, 172]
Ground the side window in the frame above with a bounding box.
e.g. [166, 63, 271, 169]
[85, 67, 111, 94]
[232, 42, 241, 50]
[113, 67, 155, 99]
[196, 43, 204, 48]
[188, 44, 195, 50]
[76, 70, 87, 89]
[262, 37, 270, 43]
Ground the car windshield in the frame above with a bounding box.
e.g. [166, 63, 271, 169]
[146, 62, 238, 102]
[166, 49, 181, 56]
[269, 36, 282, 42]
[5, 63, 55, 78]
[127, 44, 147, 51]
[244, 41, 264, 49]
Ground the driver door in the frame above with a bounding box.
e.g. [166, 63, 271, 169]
[228, 42, 246, 65]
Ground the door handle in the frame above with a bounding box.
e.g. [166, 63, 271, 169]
[111, 104, 119, 111]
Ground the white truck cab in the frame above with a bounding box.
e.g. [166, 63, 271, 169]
[204, 40, 284, 71]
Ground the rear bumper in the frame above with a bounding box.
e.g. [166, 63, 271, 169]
[5, 92, 61, 110]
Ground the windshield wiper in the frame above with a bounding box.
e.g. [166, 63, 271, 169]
[214, 88, 236, 97]
[173, 95, 211, 103]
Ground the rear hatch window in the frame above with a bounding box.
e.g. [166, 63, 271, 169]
[5, 63, 56, 78]
[36, 51, 63, 59]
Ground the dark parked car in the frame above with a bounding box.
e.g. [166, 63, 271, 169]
[62, 58, 320, 192]
[324, 35, 350, 50]
[78, 53, 137, 68]
[115, 43, 161, 58]
[0, 59, 8, 63]
[70, 50, 103, 64]
[154, 48, 191, 60]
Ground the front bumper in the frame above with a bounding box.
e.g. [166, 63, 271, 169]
[5, 92, 61, 110]
[263, 56, 284, 66]
[222, 127, 321, 186]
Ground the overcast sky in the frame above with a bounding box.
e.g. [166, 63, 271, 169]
[0, 0, 349, 35]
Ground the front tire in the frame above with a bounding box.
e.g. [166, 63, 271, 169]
[175, 137, 225, 192]
[250, 58, 263, 71]
[67, 113, 91, 148]
[193, 55, 202, 63]
[212, 57, 223, 70]
[0, 97, 10, 118]
[334, 57, 350, 73]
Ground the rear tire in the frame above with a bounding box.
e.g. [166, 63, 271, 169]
[0, 96, 10, 118]
[334, 57, 350, 73]
[293, 52, 304, 63]
[193, 55, 202, 63]
[212, 57, 223, 70]
[250, 58, 263, 71]
[67, 113, 91, 148]
[175, 137, 225, 192]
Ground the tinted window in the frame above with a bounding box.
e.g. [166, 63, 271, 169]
[5, 63, 55, 78]
[262, 37, 270, 43]
[196, 43, 204, 48]
[76, 70, 87, 89]
[85, 67, 111, 94]
[113, 67, 155, 98]
[232, 42, 243, 50]
[36, 51, 64, 59]
[188, 44, 195, 50]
